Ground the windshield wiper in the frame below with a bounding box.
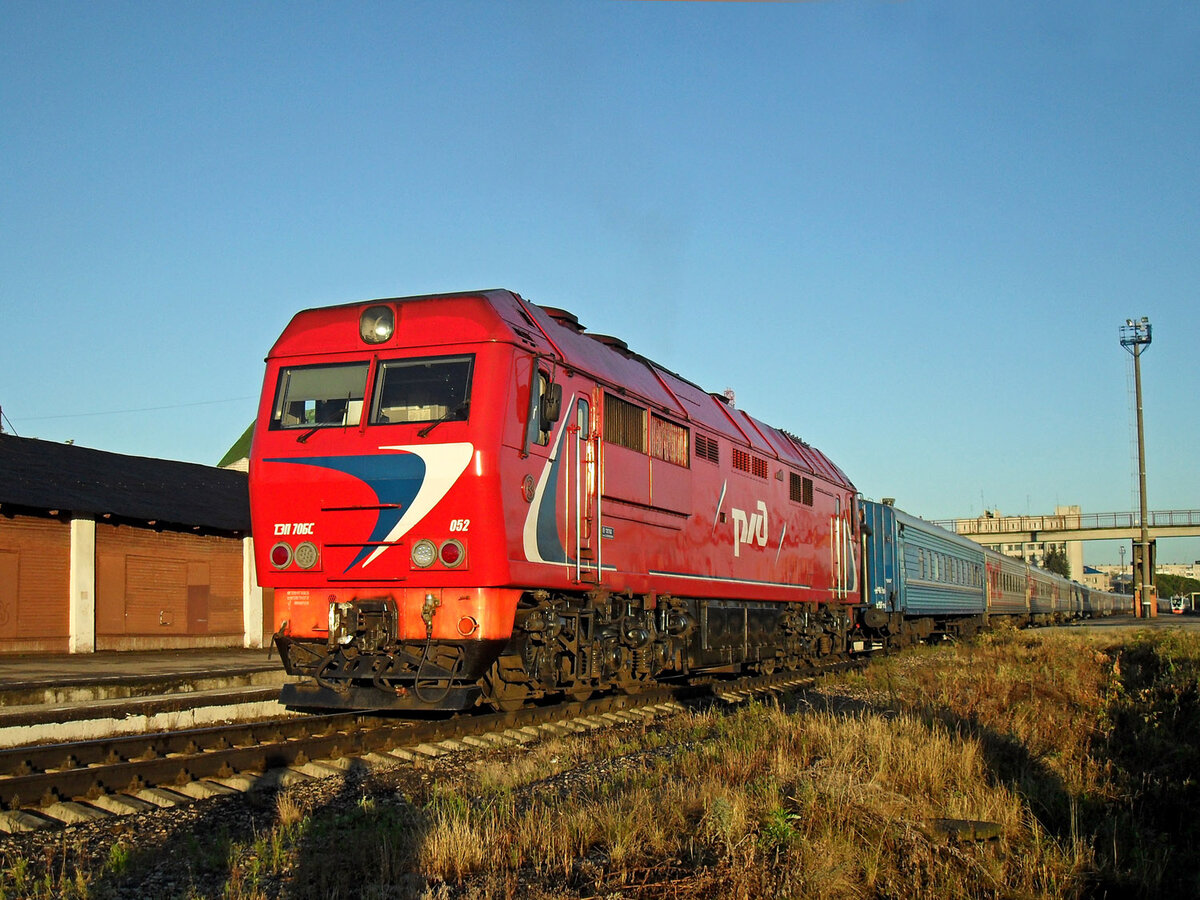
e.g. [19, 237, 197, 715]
[418, 402, 469, 438]
[297, 392, 356, 443]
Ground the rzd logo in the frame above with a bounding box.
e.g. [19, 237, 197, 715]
[731, 501, 768, 557]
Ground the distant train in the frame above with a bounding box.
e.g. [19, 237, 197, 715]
[860, 499, 1122, 644]
[248, 289, 1126, 711]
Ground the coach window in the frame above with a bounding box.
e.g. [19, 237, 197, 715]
[372, 355, 474, 426]
[271, 361, 369, 430]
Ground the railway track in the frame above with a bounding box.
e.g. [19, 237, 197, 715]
[0, 660, 861, 832]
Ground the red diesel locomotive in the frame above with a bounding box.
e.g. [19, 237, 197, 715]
[250, 290, 860, 710]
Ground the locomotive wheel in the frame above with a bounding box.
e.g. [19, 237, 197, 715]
[483, 659, 531, 712]
[565, 687, 593, 702]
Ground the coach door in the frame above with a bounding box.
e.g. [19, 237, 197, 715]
[567, 394, 601, 584]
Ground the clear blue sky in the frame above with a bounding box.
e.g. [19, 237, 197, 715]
[2, 1, 1197, 564]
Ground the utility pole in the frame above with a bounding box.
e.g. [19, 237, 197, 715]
[1120, 317, 1154, 617]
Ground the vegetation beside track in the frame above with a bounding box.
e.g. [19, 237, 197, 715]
[3, 627, 1200, 899]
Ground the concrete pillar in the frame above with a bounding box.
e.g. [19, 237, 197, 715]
[1066, 540, 1084, 581]
[242, 536, 264, 648]
[68, 517, 96, 653]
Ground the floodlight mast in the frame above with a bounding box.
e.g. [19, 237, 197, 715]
[1119, 317, 1153, 617]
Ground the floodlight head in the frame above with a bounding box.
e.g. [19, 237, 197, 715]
[1119, 316, 1152, 354]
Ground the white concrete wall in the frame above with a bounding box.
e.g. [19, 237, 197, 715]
[68, 517, 96, 653]
[242, 536, 264, 648]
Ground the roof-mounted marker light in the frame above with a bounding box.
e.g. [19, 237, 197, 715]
[360, 305, 395, 344]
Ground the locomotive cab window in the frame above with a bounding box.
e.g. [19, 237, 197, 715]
[371, 355, 474, 425]
[271, 362, 369, 430]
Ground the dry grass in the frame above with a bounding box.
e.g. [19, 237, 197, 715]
[275, 789, 307, 829]
[413, 700, 1088, 898]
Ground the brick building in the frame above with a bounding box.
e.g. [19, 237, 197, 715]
[0, 434, 267, 653]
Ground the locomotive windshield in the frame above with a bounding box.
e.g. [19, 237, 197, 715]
[270, 362, 369, 429]
[371, 354, 474, 425]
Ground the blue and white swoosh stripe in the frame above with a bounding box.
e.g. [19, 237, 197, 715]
[266, 442, 473, 571]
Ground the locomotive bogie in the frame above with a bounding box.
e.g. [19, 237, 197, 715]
[482, 590, 855, 711]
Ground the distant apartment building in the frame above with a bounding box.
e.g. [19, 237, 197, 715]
[1092, 562, 1200, 582]
[985, 505, 1084, 580]
[1080, 566, 1114, 592]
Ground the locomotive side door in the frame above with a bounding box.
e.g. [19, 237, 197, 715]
[831, 495, 858, 601]
[567, 391, 602, 584]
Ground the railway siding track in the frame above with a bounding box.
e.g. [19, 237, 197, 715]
[0, 663, 854, 834]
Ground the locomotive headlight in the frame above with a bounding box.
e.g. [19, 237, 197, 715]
[294, 541, 319, 569]
[411, 539, 437, 568]
[359, 305, 395, 344]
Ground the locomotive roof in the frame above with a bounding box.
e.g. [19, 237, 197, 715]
[270, 289, 853, 489]
[518, 297, 853, 490]
[0, 434, 250, 535]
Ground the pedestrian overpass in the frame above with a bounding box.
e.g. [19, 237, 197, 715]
[929, 509, 1200, 544]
